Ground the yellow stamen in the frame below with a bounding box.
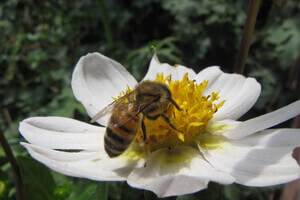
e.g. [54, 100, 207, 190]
[118, 73, 226, 157]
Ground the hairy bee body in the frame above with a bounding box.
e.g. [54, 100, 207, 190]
[93, 81, 181, 158]
[104, 101, 143, 157]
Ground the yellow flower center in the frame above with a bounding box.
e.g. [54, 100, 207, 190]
[117, 73, 225, 157]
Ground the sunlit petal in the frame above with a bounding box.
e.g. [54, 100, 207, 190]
[201, 129, 300, 186]
[143, 54, 196, 81]
[22, 143, 127, 181]
[19, 117, 104, 150]
[196, 67, 261, 120]
[71, 52, 137, 125]
[222, 100, 300, 139]
[128, 146, 234, 197]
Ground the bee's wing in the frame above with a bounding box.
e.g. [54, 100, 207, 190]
[90, 102, 115, 123]
[90, 92, 133, 123]
[114, 97, 157, 127]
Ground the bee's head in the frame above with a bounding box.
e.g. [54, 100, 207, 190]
[134, 81, 171, 114]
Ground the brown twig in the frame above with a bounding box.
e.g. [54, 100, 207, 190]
[280, 115, 300, 200]
[233, 0, 261, 74]
[3, 108, 12, 125]
[0, 125, 27, 200]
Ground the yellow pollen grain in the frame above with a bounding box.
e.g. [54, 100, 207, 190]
[92, 158, 102, 162]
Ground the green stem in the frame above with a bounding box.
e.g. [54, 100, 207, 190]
[97, 0, 114, 48]
[233, 0, 261, 74]
[0, 125, 26, 200]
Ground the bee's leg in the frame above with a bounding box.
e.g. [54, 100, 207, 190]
[147, 114, 183, 133]
[159, 114, 183, 133]
[146, 114, 159, 120]
[141, 120, 147, 141]
[168, 97, 182, 111]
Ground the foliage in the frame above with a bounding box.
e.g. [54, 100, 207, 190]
[0, 0, 299, 199]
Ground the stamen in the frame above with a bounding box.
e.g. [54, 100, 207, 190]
[134, 73, 225, 152]
[115, 73, 225, 158]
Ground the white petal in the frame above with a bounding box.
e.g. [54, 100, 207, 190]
[21, 143, 126, 181]
[202, 129, 300, 187]
[206, 119, 241, 136]
[222, 100, 300, 139]
[194, 66, 223, 85]
[196, 67, 261, 120]
[71, 52, 137, 125]
[19, 117, 104, 150]
[127, 146, 234, 197]
[143, 54, 197, 81]
[21, 143, 104, 162]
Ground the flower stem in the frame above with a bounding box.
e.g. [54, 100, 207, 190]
[0, 125, 27, 200]
[233, 0, 261, 74]
[97, 0, 114, 49]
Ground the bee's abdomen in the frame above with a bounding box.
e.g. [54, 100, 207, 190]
[104, 113, 140, 157]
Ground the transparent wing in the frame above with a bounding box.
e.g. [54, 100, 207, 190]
[90, 102, 114, 123]
[114, 97, 157, 126]
[90, 92, 133, 123]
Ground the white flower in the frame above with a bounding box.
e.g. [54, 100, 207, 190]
[19, 52, 300, 197]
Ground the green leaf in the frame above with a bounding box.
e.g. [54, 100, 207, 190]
[223, 184, 241, 200]
[0, 169, 10, 200]
[276, 34, 299, 69]
[17, 155, 56, 200]
[107, 182, 124, 200]
[266, 28, 290, 45]
[144, 190, 157, 200]
[193, 182, 222, 200]
[265, 19, 300, 69]
[67, 179, 107, 200]
[48, 87, 85, 117]
[72, 184, 97, 200]
[176, 194, 197, 200]
[53, 182, 72, 200]
[89, 182, 108, 200]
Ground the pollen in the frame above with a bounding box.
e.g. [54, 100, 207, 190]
[132, 73, 225, 153]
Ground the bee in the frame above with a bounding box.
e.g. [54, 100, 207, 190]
[91, 80, 182, 157]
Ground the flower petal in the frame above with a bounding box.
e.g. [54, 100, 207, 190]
[19, 117, 104, 150]
[71, 52, 137, 125]
[194, 66, 223, 85]
[222, 100, 300, 139]
[21, 143, 126, 181]
[201, 129, 300, 187]
[196, 67, 261, 120]
[143, 54, 197, 81]
[127, 146, 234, 197]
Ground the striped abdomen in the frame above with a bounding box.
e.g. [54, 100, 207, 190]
[104, 103, 142, 157]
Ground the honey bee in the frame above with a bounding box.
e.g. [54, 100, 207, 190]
[91, 80, 182, 157]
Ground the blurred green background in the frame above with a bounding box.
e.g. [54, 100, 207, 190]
[0, 0, 299, 199]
